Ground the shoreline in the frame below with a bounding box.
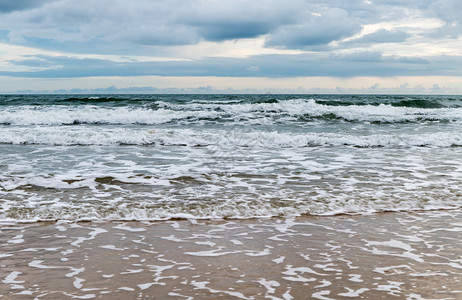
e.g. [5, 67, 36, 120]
[1, 210, 462, 299]
[3, 205, 462, 225]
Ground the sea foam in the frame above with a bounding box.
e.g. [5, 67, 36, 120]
[0, 127, 461, 147]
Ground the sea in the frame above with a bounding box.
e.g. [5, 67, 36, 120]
[1, 94, 462, 223]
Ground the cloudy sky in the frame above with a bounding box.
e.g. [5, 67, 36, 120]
[1, 0, 462, 93]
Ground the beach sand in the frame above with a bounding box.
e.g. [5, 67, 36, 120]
[1, 210, 462, 299]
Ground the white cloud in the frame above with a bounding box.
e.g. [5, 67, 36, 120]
[0, 0, 462, 86]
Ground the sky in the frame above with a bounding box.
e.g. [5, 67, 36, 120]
[1, 0, 462, 93]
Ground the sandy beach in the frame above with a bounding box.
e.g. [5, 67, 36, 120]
[1, 210, 462, 299]
[3, 0, 462, 296]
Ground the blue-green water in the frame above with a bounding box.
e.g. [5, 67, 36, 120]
[1, 94, 462, 221]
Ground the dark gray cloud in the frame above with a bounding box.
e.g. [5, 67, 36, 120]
[3, 0, 443, 52]
[0, 0, 48, 13]
[4, 52, 461, 79]
[195, 22, 275, 42]
[0, 0, 304, 48]
[2, 0, 199, 46]
[1, 0, 462, 80]
[183, 0, 301, 42]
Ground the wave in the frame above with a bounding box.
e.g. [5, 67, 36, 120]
[0, 127, 461, 148]
[172, 99, 462, 123]
[0, 106, 222, 125]
[313, 96, 462, 108]
[2, 203, 461, 222]
[2, 99, 462, 125]
[2, 163, 462, 222]
[1, 169, 461, 221]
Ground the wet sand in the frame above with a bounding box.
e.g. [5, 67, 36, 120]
[1, 210, 462, 299]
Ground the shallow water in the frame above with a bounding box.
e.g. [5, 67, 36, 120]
[1, 210, 462, 299]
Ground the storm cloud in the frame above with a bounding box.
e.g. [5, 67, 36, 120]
[2, 0, 450, 50]
[266, 8, 361, 48]
[1, 0, 462, 80]
[4, 52, 461, 78]
[0, 0, 48, 13]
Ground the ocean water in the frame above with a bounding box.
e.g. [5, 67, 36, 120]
[1, 94, 462, 222]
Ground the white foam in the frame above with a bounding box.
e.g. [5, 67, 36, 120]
[100, 245, 125, 251]
[314, 280, 331, 289]
[71, 228, 107, 247]
[311, 290, 334, 300]
[376, 281, 403, 296]
[28, 260, 58, 269]
[114, 224, 146, 232]
[73, 277, 85, 289]
[338, 288, 369, 297]
[189, 280, 250, 299]
[272, 256, 285, 264]
[244, 247, 272, 257]
[185, 248, 237, 257]
[120, 269, 144, 274]
[256, 278, 280, 294]
[196, 241, 217, 247]
[365, 240, 423, 262]
[348, 274, 363, 282]
[66, 267, 85, 277]
[7, 234, 24, 244]
[3, 271, 24, 284]
[138, 282, 159, 290]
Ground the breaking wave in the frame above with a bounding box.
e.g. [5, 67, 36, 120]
[1, 99, 462, 126]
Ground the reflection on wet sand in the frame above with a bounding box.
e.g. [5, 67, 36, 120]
[1, 210, 462, 299]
